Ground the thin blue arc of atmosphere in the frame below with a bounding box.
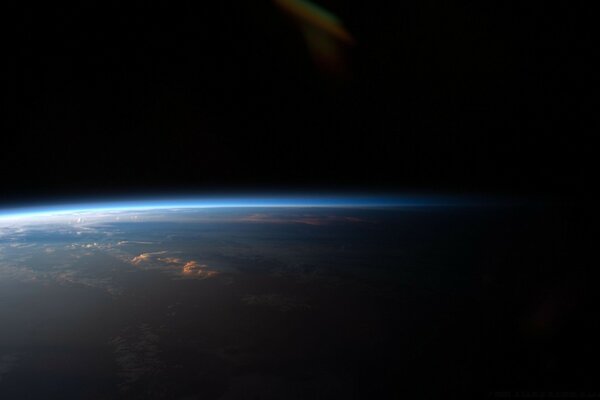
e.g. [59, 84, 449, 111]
[0, 195, 480, 220]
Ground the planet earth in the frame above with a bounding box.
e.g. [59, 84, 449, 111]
[0, 198, 594, 398]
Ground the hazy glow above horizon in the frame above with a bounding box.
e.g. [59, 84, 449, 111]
[0, 195, 465, 224]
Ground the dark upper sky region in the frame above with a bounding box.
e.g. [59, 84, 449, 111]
[3, 1, 593, 205]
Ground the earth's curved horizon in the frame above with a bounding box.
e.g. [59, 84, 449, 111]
[0, 194, 478, 220]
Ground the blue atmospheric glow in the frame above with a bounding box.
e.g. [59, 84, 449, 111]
[0, 194, 477, 221]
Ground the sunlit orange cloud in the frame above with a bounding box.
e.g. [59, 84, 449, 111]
[158, 257, 183, 265]
[273, 0, 354, 76]
[130, 253, 219, 279]
[131, 253, 152, 265]
[181, 261, 218, 279]
[131, 251, 166, 265]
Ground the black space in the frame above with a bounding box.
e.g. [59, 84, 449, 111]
[3, 1, 594, 204]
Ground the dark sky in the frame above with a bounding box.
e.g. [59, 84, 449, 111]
[3, 1, 593, 205]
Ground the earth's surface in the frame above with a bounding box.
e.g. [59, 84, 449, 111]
[0, 201, 594, 398]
